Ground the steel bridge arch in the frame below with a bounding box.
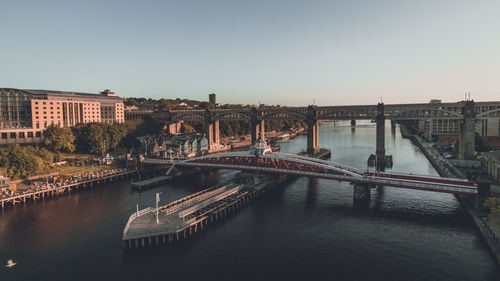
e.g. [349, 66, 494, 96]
[387, 108, 464, 119]
[171, 111, 205, 122]
[180, 152, 364, 178]
[260, 109, 307, 120]
[212, 110, 252, 121]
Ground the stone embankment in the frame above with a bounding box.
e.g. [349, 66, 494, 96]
[400, 124, 500, 266]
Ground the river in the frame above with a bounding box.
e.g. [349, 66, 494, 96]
[1, 121, 499, 281]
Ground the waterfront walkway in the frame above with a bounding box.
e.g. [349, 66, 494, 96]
[1, 168, 138, 209]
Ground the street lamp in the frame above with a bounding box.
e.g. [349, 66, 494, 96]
[155, 192, 162, 224]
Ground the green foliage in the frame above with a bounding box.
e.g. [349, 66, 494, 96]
[43, 124, 76, 153]
[0, 145, 54, 178]
[181, 123, 196, 133]
[484, 196, 500, 217]
[71, 118, 162, 155]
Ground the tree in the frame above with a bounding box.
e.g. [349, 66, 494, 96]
[484, 196, 500, 219]
[87, 123, 111, 156]
[109, 123, 127, 156]
[181, 123, 196, 133]
[43, 124, 75, 160]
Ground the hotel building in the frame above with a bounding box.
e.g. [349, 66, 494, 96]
[0, 88, 124, 145]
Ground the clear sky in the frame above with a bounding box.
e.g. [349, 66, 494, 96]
[1, 0, 499, 106]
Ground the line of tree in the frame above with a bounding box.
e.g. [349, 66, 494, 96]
[182, 120, 305, 138]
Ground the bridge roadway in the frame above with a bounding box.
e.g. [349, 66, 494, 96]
[143, 151, 477, 195]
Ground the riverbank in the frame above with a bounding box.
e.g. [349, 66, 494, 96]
[401, 123, 500, 266]
[1, 168, 139, 210]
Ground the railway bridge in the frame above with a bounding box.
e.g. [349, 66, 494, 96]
[149, 99, 500, 163]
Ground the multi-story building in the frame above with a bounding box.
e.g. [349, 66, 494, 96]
[0, 88, 124, 145]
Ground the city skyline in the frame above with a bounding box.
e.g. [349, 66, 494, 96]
[1, 0, 500, 106]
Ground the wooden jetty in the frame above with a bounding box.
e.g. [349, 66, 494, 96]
[122, 181, 270, 248]
[131, 175, 172, 190]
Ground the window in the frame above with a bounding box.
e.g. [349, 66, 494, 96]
[43, 107, 46, 109]
[19, 132, 25, 138]
[36, 132, 41, 137]
[1, 133, 7, 139]
[10, 132, 16, 139]
[35, 102, 38, 105]
[36, 122, 39, 129]
[50, 102, 53, 105]
[36, 116, 39, 119]
[27, 132, 33, 138]
[35, 106, 38, 109]
[43, 102, 46, 105]
[50, 107, 53, 109]
[43, 111, 46, 114]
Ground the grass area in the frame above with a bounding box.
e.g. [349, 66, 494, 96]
[60, 152, 96, 159]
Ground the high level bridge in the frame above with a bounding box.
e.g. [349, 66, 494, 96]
[143, 151, 477, 196]
[148, 99, 500, 163]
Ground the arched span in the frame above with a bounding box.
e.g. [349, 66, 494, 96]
[317, 108, 377, 120]
[261, 109, 307, 120]
[171, 111, 205, 122]
[387, 108, 464, 119]
[181, 152, 363, 178]
[212, 110, 252, 120]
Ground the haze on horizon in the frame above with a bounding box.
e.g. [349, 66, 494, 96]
[1, 0, 499, 106]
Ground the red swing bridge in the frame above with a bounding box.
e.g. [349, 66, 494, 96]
[143, 150, 477, 195]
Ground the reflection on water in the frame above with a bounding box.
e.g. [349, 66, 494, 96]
[1, 120, 499, 281]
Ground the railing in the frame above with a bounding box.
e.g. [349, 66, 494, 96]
[162, 185, 229, 216]
[123, 207, 153, 236]
[178, 186, 241, 219]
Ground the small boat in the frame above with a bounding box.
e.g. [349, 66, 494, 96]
[6, 259, 16, 268]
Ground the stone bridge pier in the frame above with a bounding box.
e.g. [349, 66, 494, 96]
[458, 100, 475, 160]
[307, 105, 319, 155]
[251, 107, 265, 144]
[205, 110, 220, 150]
[353, 183, 371, 207]
[376, 102, 386, 170]
[166, 121, 182, 135]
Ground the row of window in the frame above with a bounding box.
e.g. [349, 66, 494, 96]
[1, 131, 42, 139]
[34, 106, 59, 110]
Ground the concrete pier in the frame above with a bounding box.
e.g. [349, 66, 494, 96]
[375, 103, 386, 171]
[353, 183, 371, 207]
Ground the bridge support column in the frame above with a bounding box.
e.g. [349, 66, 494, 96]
[376, 103, 386, 171]
[458, 101, 475, 160]
[167, 121, 182, 135]
[353, 183, 371, 207]
[251, 107, 265, 145]
[307, 105, 319, 155]
[251, 120, 265, 144]
[205, 120, 220, 150]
